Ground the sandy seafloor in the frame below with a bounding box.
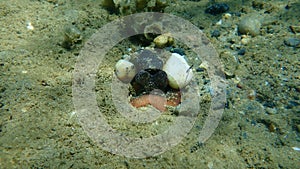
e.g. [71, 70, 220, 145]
[0, 0, 299, 168]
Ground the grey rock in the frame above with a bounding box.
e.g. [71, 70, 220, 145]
[284, 38, 300, 48]
[238, 16, 261, 36]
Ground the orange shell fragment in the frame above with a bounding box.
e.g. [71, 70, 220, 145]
[130, 92, 181, 112]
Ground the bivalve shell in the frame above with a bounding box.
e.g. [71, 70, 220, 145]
[163, 53, 193, 89]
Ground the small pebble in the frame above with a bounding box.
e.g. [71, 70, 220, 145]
[237, 48, 246, 55]
[62, 25, 82, 49]
[171, 48, 185, 56]
[268, 123, 276, 132]
[247, 90, 256, 100]
[166, 47, 185, 56]
[196, 67, 205, 72]
[265, 107, 277, 115]
[289, 25, 300, 34]
[292, 147, 300, 151]
[205, 3, 229, 15]
[296, 125, 300, 132]
[223, 13, 231, 19]
[211, 30, 221, 38]
[241, 38, 250, 45]
[154, 33, 174, 48]
[252, 1, 265, 10]
[115, 59, 136, 83]
[238, 16, 261, 36]
[284, 38, 300, 48]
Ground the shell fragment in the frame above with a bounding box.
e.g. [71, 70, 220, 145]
[163, 53, 193, 89]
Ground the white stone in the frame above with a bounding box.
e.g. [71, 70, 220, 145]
[163, 53, 193, 89]
[115, 59, 136, 83]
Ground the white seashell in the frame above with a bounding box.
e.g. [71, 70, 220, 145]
[115, 59, 136, 83]
[163, 53, 193, 89]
